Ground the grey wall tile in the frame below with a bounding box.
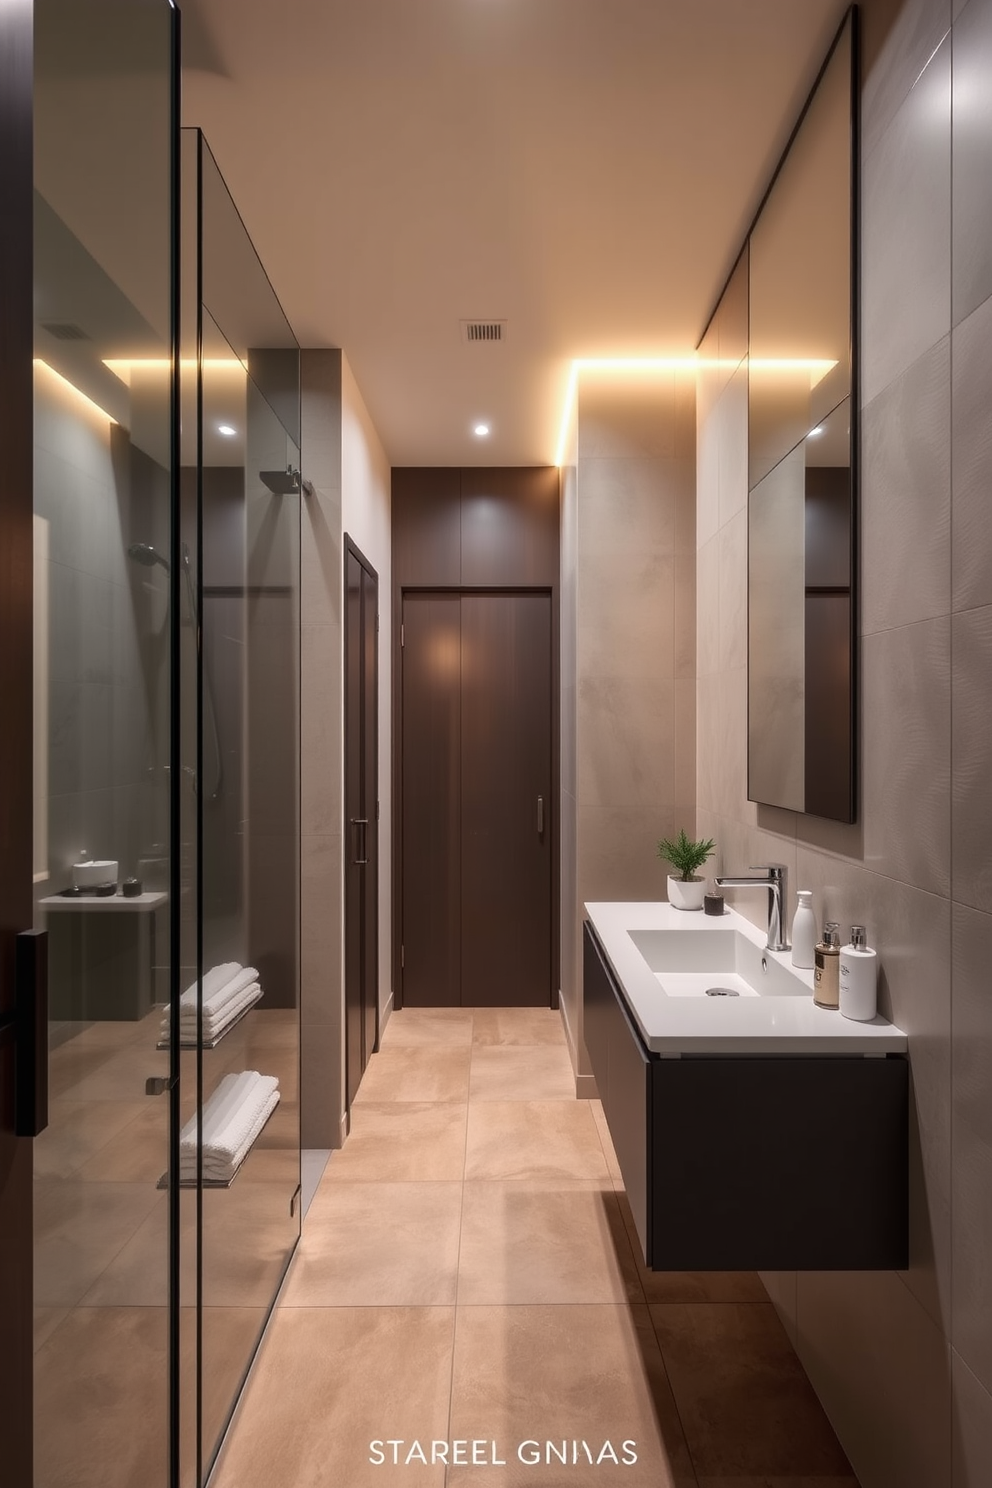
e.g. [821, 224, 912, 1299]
[861, 336, 951, 633]
[717, 363, 748, 529]
[951, 903, 992, 1391]
[861, 619, 951, 896]
[576, 677, 675, 809]
[796, 1267, 951, 1488]
[300, 833, 342, 1028]
[951, 292, 992, 611]
[951, 606, 992, 911]
[862, 0, 952, 158]
[953, 1351, 992, 1487]
[577, 456, 680, 558]
[575, 550, 675, 682]
[696, 537, 720, 678]
[952, 0, 992, 322]
[718, 509, 747, 672]
[577, 804, 684, 907]
[300, 1019, 344, 1150]
[861, 36, 951, 406]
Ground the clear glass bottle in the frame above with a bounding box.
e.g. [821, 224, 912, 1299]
[813, 921, 841, 1009]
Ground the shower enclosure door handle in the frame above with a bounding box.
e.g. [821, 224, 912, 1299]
[352, 817, 369, 866]
[14, 930, 48, 1138]
[537, 796, 545, 836]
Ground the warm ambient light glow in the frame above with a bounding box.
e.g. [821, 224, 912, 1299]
[33, 359, 116, 424]
[218, 424, 237, 437]
[473, 423, 490, 437]
[807, 425, 824, 438]
[104, 357, 247, 386]
[553, 355, 839, 466]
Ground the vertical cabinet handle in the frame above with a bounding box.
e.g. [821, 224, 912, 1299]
[15, 929, 49, 1137]
[537, 796, 545, 836]
[352, 818, 369, 866]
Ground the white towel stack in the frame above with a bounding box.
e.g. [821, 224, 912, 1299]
[179, 1070, 280, 1183]
[159, 962, 263, 1046]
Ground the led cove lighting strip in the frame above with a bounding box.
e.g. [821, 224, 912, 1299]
[103, 356, 248, 386]
[34, 359, 116, 424]
[553, 355, 837, 467]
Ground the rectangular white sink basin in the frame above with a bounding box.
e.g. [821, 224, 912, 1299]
[584, 901, 907, 1055]
[629, 927, 806, 998]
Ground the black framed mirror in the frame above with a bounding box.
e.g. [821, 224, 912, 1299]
[747, 8, 858, 823]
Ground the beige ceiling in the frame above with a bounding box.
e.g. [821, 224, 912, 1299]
[181, 0, 848, 467]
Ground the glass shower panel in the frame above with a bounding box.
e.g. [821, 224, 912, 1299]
[31, 3, 177, 1485]
[192, 133, 302, 1486]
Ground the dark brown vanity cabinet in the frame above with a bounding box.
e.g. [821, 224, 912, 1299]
[583, 921, 909, 1271]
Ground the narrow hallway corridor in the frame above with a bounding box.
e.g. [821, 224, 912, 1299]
[212, 1008, 857, 1487]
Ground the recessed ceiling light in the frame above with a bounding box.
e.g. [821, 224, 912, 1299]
[473, 422, 490, 437]
[218, 424, 237, 437]
[807, 425, 824, 438]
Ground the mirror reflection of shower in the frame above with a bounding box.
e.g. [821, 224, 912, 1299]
[127, 540, 224, 799]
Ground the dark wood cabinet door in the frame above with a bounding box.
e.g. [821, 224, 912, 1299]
[400, 592, 552, 1008]
[460, 593, 552, 1006]
[401, 595, 462, 1006]
[344, 539, 379, 1105]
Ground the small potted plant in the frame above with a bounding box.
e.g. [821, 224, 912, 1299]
[657, 829, 716, 911]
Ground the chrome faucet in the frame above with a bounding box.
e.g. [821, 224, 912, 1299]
[714, 864, 789, 952]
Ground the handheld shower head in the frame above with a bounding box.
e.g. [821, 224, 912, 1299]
[127, 542, 170, 572]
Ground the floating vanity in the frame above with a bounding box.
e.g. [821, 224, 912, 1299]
[583, 902, 908, 1271]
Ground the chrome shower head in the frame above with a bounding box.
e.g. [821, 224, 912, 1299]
[127, 542, 170, 572]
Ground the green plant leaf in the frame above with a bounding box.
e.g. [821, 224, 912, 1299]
[657, 828, 716, 881]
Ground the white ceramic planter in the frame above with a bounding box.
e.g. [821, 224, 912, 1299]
[666, 875, 706, 912]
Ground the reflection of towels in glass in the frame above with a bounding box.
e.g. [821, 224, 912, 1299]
[160, 964, 261, 1042]
[179, 1070, 279, 1183]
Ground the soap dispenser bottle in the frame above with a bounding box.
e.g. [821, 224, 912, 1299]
[813, 921, 841, 1009]
[839, 925, 878, 1021]
[791, 890, 817, 969]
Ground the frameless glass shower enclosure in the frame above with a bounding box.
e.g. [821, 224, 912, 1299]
[22, 8, 302, 1485]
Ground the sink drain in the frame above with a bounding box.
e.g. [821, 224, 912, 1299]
[705, 986, 740, 997]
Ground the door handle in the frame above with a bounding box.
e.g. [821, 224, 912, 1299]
[352, 818, 369, 866]
[15, 929, 49, 1137]
[537, 796, 545, 835]
[145, 1075, 177, 1096]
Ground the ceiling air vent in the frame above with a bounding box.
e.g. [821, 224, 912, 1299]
[460, 319, 506, 344]
[41, 321, 90, 342]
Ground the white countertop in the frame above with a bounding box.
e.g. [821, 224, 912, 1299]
[40, 891, 168, 913]
[585, 901, 907, 1056]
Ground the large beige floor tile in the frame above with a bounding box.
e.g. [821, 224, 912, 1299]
[76, 1102, 171, 1183]
[354, 1044, 471, 1103]
[650, 1302, 852, 1479]
[471, 1006, 566, 1046]
[211, 1307, 453, 1488]
[695, 1478, 856, 1487]
[381, 1008, 475, 1046]
[465, 1101, 609, 1182]
[34, 1180, 164, 1306]
[33, 1099, 147, 1179]
[324, 1101, 468, 1181]
[198, 1307, 271, 1477]
[284, 1182, 462, 1305]
[447, 1303, 696, 1486]
[458, 1182, 642, 1305]
[470, 1043, 575, 1101]
[34, 1307, 171, 1488]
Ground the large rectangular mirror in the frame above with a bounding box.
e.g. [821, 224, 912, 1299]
[747, 10, 857, 822]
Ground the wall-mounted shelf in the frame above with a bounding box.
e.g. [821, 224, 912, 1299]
[156, 987, 264, 1050]
[40, 891, 167, 913]
[157, 1092, 279, 1190]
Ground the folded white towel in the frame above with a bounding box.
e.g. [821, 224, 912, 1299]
[182, 962, 240, 1005]
[178, 1070, 279, 1183]
[200, 982, 261, 1037]
[161, 966, 261, 1040]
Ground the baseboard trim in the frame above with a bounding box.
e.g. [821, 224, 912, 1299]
[574, 1072, 599, 1101]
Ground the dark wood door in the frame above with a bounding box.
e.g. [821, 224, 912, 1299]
[401, 592, 552, 1008]
[344, 538, 379, 1107]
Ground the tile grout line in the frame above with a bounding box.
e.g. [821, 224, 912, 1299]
[441, 1012, 477, 1488]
